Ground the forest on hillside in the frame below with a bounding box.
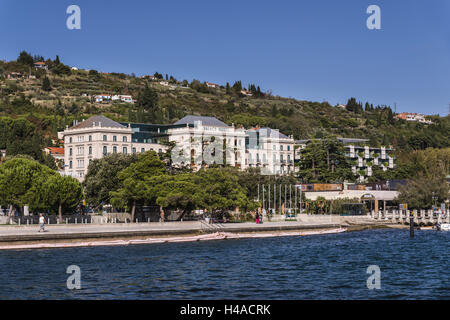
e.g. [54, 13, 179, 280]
[1, 51, 449, 171]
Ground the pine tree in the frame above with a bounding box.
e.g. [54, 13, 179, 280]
[42, 76, 51, 91]
[226, 82, 231, 95]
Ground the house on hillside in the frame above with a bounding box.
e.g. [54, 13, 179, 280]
[206, 82, 220, 89]
[396, 112, 433, 124]
[141, 75, 157, 81]
[94, 94, 111, 103]
[159, 81, 169, 86]
[34, 61, 48, 70]
[241, 90, 253, 96]
[112, 95, 134, 103]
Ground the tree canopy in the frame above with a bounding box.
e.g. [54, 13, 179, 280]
[0, 157, 56, 214]
[83, 153, 138, 208]
[296, 136, 355, 183]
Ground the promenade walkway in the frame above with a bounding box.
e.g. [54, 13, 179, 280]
[0, 220, 347, 242]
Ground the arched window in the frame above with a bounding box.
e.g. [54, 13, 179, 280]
[123, 136, 127, 142]
[103, 146, 107, 155]
[89, 146, 92, 155]
[113, 146, 117, 153]
[103, 135, 107, 141]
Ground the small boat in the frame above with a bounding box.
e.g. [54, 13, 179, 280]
[434, 223, 450, 231]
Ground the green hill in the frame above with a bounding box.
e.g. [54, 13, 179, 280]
[1, 52, 449, 163]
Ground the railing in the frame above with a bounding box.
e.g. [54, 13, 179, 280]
[371, 209, 450, 225]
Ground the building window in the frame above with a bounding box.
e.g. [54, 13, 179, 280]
[89, 146, 92, 155]
[103, 135, 107, 141]
[113, 136, 117, 142]
[158, 149, 162, 153]
[77, 160, 84, 168]
[69, 161, 72, 169]
[141, 148, 145, 153]
[132, 147, 136, 153]
[89, 135, 92, 142]
[123, 136, 127, 142]
[280, 145, 284, 151]
[89, 159, 92, 165]
[69, 137, 72, 143]
[287, 146, 290, 151]
[103, 146, 107, 155]
[69, 148, 73, 156]
[123, 147, 127, 154]
[113, 146, 117, 153]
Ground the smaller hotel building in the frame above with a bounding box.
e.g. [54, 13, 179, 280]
[246, 127, 295, 175]
[59, 116, 167, 180]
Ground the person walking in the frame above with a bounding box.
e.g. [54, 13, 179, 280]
[38, 214, 46, 233]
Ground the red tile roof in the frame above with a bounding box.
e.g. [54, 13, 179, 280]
[48, 147, 64, 155]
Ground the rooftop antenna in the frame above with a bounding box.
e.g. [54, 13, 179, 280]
[394, 102, 397, 114]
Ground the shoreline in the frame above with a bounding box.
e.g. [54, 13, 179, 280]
[0, 228, 349, 250]
[0, 219, 403, 250]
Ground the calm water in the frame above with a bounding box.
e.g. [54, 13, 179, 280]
[0, 229, 448, 300]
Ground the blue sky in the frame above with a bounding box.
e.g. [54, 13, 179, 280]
[1, 0, 449, 115]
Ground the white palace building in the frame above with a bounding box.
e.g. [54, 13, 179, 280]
[58, 115, 296, 180]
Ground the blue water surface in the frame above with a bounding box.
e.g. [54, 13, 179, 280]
[0, 229, 448, 299]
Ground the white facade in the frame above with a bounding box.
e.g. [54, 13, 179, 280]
[168, 120, 246, 170]
[59, 116, 167, 181]
[112, 95, 133, 103]
[246, 128, 295, 175]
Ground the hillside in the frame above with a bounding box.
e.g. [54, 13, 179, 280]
[1, 52, 449, 159]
